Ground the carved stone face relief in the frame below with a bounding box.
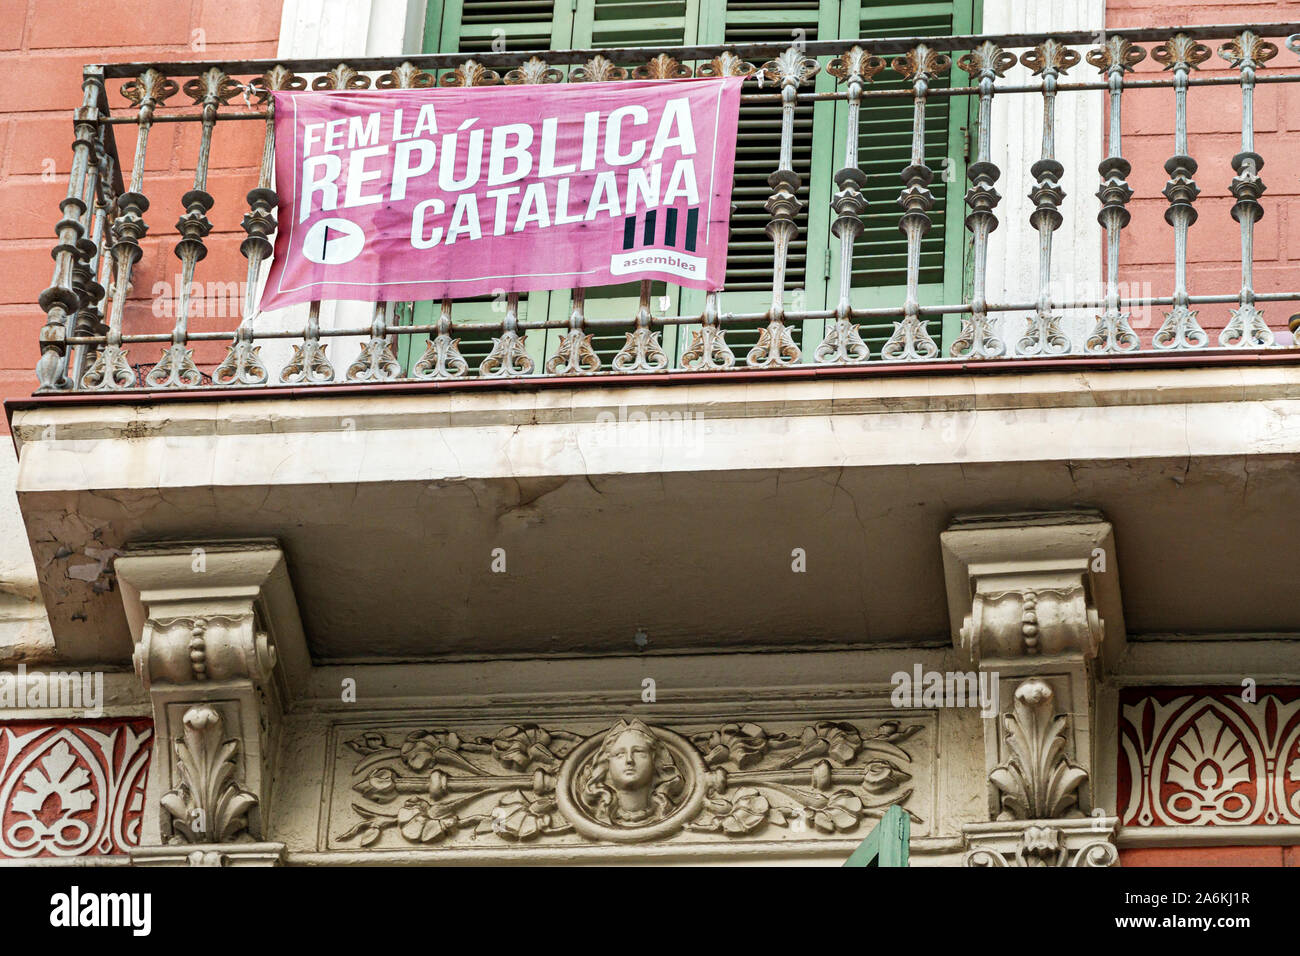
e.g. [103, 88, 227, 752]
[557, 719, 707, 842]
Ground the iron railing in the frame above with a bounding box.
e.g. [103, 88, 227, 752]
[34, 23, 1300, 393]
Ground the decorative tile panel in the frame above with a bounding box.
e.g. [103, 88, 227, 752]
[0, 720, 153, 857]
[1119, 687, 1300, 827]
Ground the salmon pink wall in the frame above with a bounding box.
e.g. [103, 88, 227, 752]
[1108, 1, 1300, 344]
[0, 0, 284, 432]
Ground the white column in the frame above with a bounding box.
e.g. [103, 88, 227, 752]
[278, 0, 426, 59]
[983, 0, 1105, 352]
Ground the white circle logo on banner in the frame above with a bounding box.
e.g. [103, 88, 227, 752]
[302, 218, 366, 265]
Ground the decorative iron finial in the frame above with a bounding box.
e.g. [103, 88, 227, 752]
[694, 52, 755, 78]
[1020, 39, 1080, 77]
[633, 53, 689, 80]
[569, 55, 627, 82]
[182, 67, 242, 107]
[892, 44, 950, 82]
[504, 57, 563, 85]
[827, 46, 885, 84]
[761, 46, 820, 88]
[121, 68, 178, 110]
[1151, 34, 1213, 71]
[957, 41, 1017, 80]
[440, 59, 501, 87]
[311, 63, 372, 90]
[1218, 30, 1278, 70]
[1085, 35, 1146, 75]
[376, 62, 434, 89]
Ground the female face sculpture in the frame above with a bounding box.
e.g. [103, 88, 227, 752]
[579, 719, 683, 826]
[605, 728, 657, 811]
[559, 718, 707, 841]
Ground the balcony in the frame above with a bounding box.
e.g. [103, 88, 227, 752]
[9, 24, 1300, 670]
[28, 23, 1300, 396]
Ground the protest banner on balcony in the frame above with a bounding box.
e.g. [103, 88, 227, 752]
[258, 77, 743, 310]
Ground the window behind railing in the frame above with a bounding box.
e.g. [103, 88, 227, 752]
[399, 0, 977, 372]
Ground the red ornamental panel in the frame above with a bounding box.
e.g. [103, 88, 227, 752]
[1118, 687, 1300, 827]
[0, 720, 153, 858]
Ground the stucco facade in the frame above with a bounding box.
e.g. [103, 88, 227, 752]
[1, 0, 1299, 868]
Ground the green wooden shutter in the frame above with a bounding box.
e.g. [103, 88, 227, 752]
[545, 0, 704, 371]
[843, 804, 910, 866]
[687, 1, 839, 360]
[571, 0, 702, 48]
[408, 0, 976, 373]
[429, 0, 574, 53]
[831, 0, 975, 353]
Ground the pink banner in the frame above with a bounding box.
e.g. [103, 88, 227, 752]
[259, 77, 742, 310]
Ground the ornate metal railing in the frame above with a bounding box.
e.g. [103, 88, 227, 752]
[34, 24, 1300, 393]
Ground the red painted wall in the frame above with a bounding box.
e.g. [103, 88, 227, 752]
[1122, 845, 1300, 866]
[0, 0, 283, 432]
[1108, 1, 1300, 343]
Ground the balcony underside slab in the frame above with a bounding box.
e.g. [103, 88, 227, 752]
[9, 363, 1300, 664]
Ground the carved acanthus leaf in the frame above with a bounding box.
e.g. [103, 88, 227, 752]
[160, 705, 258, 844]
[989, 679, 1088, 820]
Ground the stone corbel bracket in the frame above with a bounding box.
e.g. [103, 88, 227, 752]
[941, 512, 1125, 830]
[115, 540, 308, 857]
[941, 510, 1124, 672]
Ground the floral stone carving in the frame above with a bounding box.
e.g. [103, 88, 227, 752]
[333, 715, 928, 849]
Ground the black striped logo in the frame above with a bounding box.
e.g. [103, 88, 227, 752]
[622, 206, 700, 254]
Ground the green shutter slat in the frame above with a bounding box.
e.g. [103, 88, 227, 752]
[565, 0, 699, 369]
[718, 7, 823, 303]
[848, 0, 956, 301]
